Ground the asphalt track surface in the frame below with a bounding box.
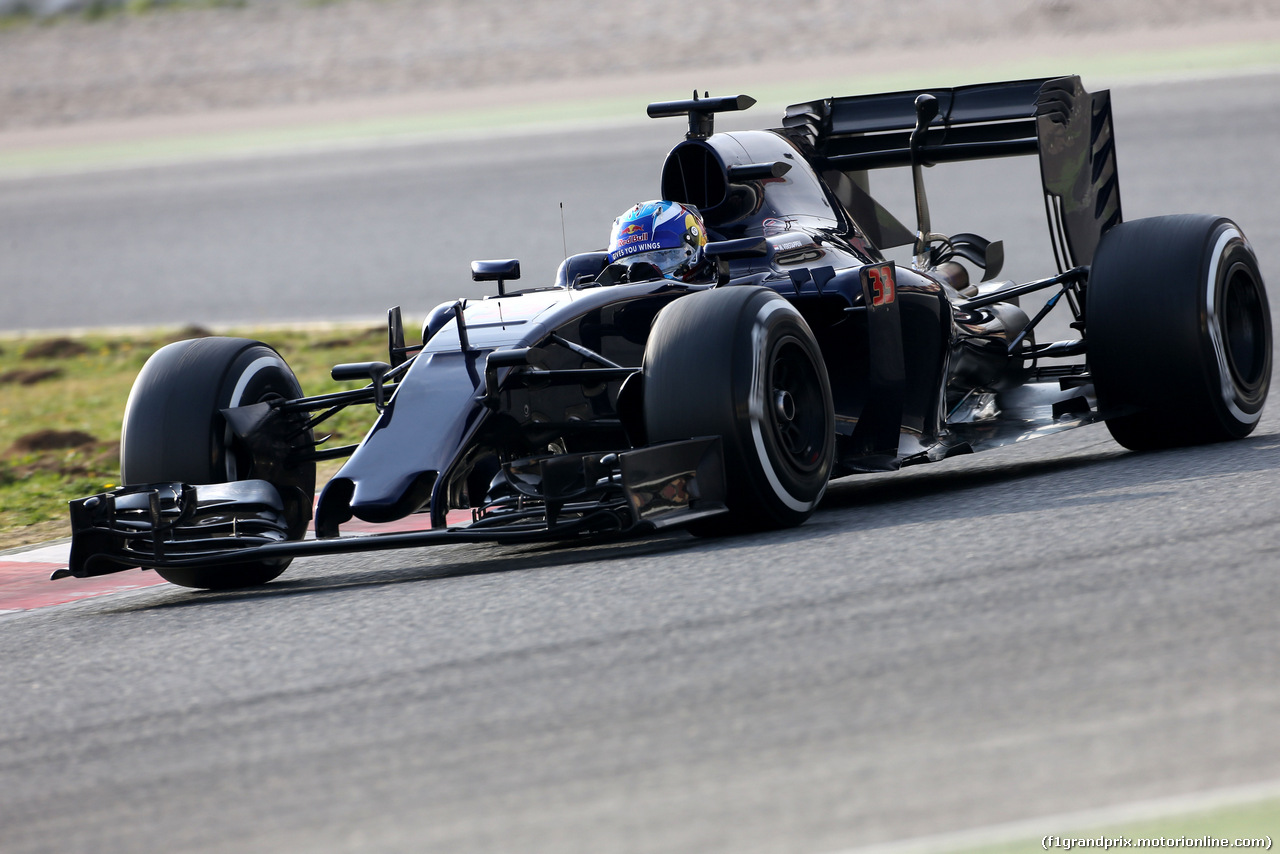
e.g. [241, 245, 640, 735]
[2, 73, 1280, 852]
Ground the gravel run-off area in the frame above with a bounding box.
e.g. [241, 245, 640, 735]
[3, 0, 1280, 139]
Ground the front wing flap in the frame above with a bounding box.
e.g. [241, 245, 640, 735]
[58, 438, 727, 580]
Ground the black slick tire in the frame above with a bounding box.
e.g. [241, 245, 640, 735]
[120, 337, 315, 589]
[1088, 215, 1271, 450]
[643, 286, 835, 533]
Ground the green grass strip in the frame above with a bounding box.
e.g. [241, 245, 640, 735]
[927, 795, 1279, 854]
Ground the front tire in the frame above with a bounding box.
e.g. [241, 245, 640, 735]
[1088, 215, 1271, 450]
[121, 337, 315, 589]
[643, 287, 835, 533]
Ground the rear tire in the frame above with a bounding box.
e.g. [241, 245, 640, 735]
[1088, 215, 1271, 450]
[121, 337, 315, 589]
[643, 287, 835, 534]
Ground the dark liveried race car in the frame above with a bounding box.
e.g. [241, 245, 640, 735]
[58, 76, 1272, 590]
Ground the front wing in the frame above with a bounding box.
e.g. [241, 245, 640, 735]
[57, 437, 727, 581]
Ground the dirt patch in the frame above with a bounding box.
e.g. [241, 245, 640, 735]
[166, 324, 214, 342]
[318, 325, 384, 348]
[3, 434, 118, 480]
[23, 337, 89, 359]
[9, 429, 97, 453]
[314, 337, 357, 349]
[0, 367, 64, 385]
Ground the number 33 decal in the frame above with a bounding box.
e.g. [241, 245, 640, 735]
[861, 263, 897, 307]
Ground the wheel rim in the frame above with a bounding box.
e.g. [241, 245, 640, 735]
[1220, 261, 1269, 393]
[766, 336, 827, 476]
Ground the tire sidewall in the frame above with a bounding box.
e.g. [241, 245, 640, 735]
[218, 346, 309, 484]
[1199, 225, 1270, 435]
[730, 295, 835, 522]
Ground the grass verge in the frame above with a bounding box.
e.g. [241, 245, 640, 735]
[0, 322, 398, 550]
[882, 793, 1280, 854]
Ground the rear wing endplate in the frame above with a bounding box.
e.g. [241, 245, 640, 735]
[782, 76, 1122, 267]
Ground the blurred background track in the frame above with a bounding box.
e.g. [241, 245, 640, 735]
[2, 70, 1278, 333]
[3, 5, 1280, 853]
[3, 0, 1277, 132]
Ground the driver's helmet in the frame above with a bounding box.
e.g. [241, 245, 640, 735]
[607, 200, 709, 281]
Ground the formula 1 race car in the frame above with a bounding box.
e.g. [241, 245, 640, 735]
[59, 75, 1272, 589]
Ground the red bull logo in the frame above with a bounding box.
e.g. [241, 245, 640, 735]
[620, 224, 645, 235]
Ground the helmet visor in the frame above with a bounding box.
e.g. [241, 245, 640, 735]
[629, 245, 695, 275]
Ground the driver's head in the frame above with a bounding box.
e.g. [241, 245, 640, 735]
[607, 200, 709, 282]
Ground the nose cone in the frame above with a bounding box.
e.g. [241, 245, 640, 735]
[318, 350, 487, 532]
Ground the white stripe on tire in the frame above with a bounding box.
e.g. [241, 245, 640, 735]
[1204, 225, 1260, 425]
[225, 354, 283, 480]
[748, 299, 825, 514]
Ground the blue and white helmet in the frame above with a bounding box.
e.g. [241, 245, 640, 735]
[607, 200, 709, 281]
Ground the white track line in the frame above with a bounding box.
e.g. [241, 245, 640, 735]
[825, 778, 1280, 854]
[2, 541, 71, 563]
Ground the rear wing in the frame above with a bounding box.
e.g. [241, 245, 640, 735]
[782, 76, 1122, 268]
